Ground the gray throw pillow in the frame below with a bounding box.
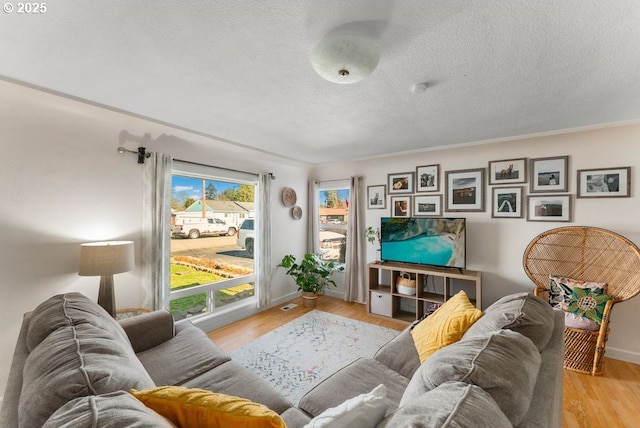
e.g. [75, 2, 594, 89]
[401, 329, 541, 426]
[379, 381, 511, 428]
[42, 391, 174, 427]
[463, 292, 554, 351]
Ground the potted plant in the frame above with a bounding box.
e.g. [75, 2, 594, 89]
[279, 253, 344, 307]
[366, 226, 381, 262]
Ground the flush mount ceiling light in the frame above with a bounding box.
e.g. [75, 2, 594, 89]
[311, 34, 380, 84]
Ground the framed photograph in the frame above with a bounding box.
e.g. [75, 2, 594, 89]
[492, 186, 523, 218]
[488, 158, 526, 185]
[415, 164, 440, 192]
[367, 185, 387, 209]
[388, 172, 414, 194]
[527, 195, 571, 222]
[390, 196, 411, 217]
[413, 195, 442, 216]
[445, 168, 485, 212]
[530, 156, 568, 193]
[577, 167, 631, 198]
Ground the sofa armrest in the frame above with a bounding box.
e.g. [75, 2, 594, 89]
[119, 310, 175, 353]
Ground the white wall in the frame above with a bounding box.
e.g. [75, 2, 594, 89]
[0, 80, 311, 396]
[313, 123, 640, 364]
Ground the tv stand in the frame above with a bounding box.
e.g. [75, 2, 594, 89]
[367, 262, 482, 323]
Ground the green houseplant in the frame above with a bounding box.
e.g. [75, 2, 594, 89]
[279, 253, 344, 307]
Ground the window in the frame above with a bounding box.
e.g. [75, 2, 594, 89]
[318, 183, 350, 263]
[168, 162, 258, 321]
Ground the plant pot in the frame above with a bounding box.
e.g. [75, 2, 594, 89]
[302, 291, 318, 308]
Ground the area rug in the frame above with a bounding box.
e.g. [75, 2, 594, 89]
[229, 310, 399, 405]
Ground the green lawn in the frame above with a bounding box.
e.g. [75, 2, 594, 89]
[169, 264, 254, 320]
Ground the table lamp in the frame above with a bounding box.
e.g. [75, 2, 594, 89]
[78, 241, 135, 317]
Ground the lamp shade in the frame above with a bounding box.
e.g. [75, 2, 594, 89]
[78, 241, 135, 276]
[311, 34, 380, 84]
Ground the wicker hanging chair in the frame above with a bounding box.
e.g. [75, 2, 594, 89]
[523, 226, 640, 375]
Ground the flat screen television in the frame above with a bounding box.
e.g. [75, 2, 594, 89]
[380, 217, 466, 269]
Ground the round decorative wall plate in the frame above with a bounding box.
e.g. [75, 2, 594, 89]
[291, 205, 303, 220]
[282, 187, 297, 207]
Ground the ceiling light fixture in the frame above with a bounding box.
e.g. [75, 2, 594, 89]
[311, 33, 380, 84]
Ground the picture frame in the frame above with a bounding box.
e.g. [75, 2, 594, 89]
[390, 196, 411, 217]
[413, 195, 442, 217]
[388, 172, 414, 194]
[530, 156, 569, 193]
[488, 158, 526, 185]
[491, 186, 523, 218]
[367, 184, 387, 209]
[577, 167, 631, 198]
[527, 194, 571, 222]
[445, 168, 485, 212]
[415, 164, 440, 192]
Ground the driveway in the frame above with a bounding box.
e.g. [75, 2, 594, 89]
[171, 235, 254, 270]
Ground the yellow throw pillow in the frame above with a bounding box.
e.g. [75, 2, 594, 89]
[411, 291, 483, 363]
[130, 386, 286, 428]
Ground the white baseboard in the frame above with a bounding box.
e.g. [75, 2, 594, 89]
[603, 346, 640, 365]
[193, 291, 300, 333]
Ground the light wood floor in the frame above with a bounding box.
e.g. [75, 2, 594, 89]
[208, 296, 640, 428]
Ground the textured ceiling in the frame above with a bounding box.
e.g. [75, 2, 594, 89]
[1, 1, 639, 164]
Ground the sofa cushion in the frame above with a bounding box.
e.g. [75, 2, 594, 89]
[463, 292, 554, 350]
[136, 322, 231, 386]
[401, 329, 541, 426]
[303, 384, 388, 428]
[42, 391, 174, 428]
[181, 360, 293, 415]
[19, 294, 155, 428]
[379, 381, 511, 428]
[410, 291, 482, 362]
[299, 358, 410, 418]
[26, 292, 132, 352]
[130, 386, 286, 428]
[374, 328, 420, 379]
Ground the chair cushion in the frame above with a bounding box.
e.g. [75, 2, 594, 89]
[548, 275, 606, 311]
[410, 291, 482, 362]
[566, 286, 611, 324]
[380, 381, 511, 428]
[130, 386, 286, 428]
[401, 329, 541, 426]
[463, 292, 554, 350]
[42, 391, 174, 427]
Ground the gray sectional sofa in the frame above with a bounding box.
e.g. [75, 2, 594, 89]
[1, 291, 563, 427]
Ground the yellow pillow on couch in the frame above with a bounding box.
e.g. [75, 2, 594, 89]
[411, 291, 483, 363]
[130, 386, 286, 428]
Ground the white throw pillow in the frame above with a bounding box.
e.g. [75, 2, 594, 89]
[303, 384, 388, 428]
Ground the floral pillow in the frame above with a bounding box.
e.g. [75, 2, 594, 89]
[566, 287, 611, 325]
[548, 275, 607, 310]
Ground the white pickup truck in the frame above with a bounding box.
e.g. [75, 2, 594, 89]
[172, 217, 235, 239]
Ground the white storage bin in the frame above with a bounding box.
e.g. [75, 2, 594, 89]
[370, 292, 392, 317]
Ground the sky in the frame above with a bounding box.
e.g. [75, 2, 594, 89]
[172, 175, 240, 203]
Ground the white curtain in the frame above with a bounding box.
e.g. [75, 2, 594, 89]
[142, 152, 173, 310]
[308, 180, 320, 254]
[257, 173, 272, 307]
[345, 176, 366, 303]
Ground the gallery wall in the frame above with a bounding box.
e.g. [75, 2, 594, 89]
[312, 122, 640, 364]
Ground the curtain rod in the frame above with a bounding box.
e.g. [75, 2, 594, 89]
[315, 177, 353, 184]
[174, 158, 274, 179]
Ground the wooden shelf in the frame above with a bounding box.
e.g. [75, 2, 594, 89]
[367, 262, 482, 323]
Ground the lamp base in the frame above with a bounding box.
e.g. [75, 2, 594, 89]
[98, 275, 116, 318]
